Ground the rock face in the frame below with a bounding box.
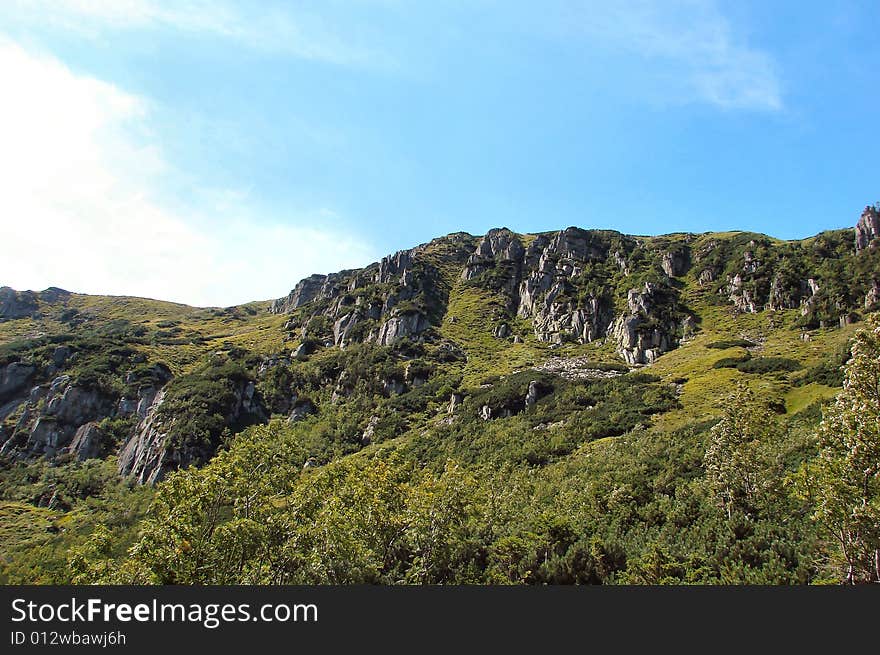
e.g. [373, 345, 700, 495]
[0, 354, 174, 469]
[67, 422, 106, 461]
[0, 286, 70, 321]
[117, 389, 170, 485]
[0, 363, 35, 403]
[376, 312, 431, 346]
[117, 377, 262, 485]
[461, 228, 524, 293]
[0, 287, 38, 321]
[856, 206, 879, 251]
[269, 226, 696, 364]
[0, 376, 118, 459]
[524, 381, 539, 409]
[360, 415, 379, 446]
[725, 273, 760, 314]
[448, 393, 463, 415]
[271, 236, 472, 351]
[661, 247, 690, 278]
[270, 274, 333, 314]
[612, 283, 684, 365]
[267, 206, 880, 399]
[866, 279, 880, 310]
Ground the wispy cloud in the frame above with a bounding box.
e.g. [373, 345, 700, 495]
[560, 0, 783, 111]
[1, 0, 389, 68]
[0, 38, 380, 306]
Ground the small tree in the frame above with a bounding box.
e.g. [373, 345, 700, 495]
[703, 384, 780, 520]
[809, 315, 880, 583]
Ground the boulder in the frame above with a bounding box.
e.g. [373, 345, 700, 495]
[292, 342, 312, 360]
[493, 323, 511, 339]
[289, 399, 316, 423]
[524, 380, 540, 409]
[448, 393, 463, 415]
[360, 415, 380, 446]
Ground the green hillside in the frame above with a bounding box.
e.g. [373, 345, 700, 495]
[1, 215, 879, 584]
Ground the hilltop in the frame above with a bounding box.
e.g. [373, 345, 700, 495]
[0, 204, 878, 584]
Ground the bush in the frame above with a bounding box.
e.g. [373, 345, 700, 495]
[736, 357, 802, 374]
[706, 339, 756, 349]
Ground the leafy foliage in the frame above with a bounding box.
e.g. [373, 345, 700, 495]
[798, 315, 880, 583]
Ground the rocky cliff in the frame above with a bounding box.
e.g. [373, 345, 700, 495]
[856, 205, 879, 251]
[0, 205, 878, 485]
[272, 226, 696, 364]
[0, 286, 70, 322]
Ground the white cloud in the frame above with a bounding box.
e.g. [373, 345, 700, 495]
[564, 0, 783, 111]
[1, 0, 388, 68]
[0, 38, 379, 306]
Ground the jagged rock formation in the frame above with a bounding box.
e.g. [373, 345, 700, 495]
[0, 287, 38, 321]
[271, 226, 695, 363]
[270, 274, 334, 314]
[0, 287, 70, 321]
[0, 362, 35, 404]
[68, 422, 106, 461]
[0, 362, 173, 463]
[116, 389, 170, 485]
[683, 210, 880, 328]
[0, 376, 117, 458]
[612, 283, 692, 365]
[272, 235, 473, 349]
[117, 376, 262, 485]
[456, 227, 693, 360]
[661, 247, 690, 278]
[856, 206, 879, 251]
[524, 380, 539, 409]
[1, 204, 878, 488]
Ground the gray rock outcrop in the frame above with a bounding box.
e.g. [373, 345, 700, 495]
[0, 363, 35, 403]
[67, 422, 106, 461]
[661, 248, 690, 278]
[117, 389, 170, 485]
[612, 283, 689, 365]
[117, 377, 263, 485]
[855, 206, 879, 251]
[0, 287, 38, 321]
[524, 380, 540, 409]
[377, 312, 430, 346]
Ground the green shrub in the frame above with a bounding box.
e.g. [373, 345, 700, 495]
[706, 339, 756, 349]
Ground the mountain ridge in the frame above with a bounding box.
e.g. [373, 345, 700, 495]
[1, 204, 879, 584]
[1, 205, 878, 485]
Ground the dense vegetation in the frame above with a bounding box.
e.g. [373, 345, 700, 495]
[1, 225, 878, 585]
[13, 316, 869, 585]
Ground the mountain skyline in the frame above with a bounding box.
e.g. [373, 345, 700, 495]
[3, 203, 876, 309]
[2, 1, 879, 306]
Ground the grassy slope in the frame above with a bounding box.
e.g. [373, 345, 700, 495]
[2, 229, 851, 422]
[1, 227, 867, 583]
[0, 293, 288, 375]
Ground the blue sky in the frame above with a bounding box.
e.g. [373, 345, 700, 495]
[1, 1, 878, 306]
